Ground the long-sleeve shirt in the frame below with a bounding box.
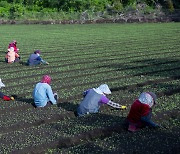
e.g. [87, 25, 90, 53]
[0, 92, 11, 101]
[27, 53, 46, 66]
[5, 51, 20, 63]
[33, 82, 56, 107]
[77, 89, 109, 116]
[127, 100, 158, 127]
[83, 89, 109, 104]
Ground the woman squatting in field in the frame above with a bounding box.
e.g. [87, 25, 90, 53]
[76, 84, 127, 116]
[33, 75, 58, 107]
[127, 92, 159, 132]
[0, 78, 14, 101]
[5, 47, 20, 63]
[27, 50, 49, 66]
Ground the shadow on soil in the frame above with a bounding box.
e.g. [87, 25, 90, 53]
[48, 112, 180, 154]
[0, 60, 6, 63]
[104, 57, 180, 78]
[58, 102, 78, 112]
[61, 128, 180, 154]
[52, 113, 127, 132]
[104, 57, 180, 95]
[12, 95, 36, 107]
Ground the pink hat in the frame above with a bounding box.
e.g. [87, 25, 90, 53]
[41, 75, 51, 84]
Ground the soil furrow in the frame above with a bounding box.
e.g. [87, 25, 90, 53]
[1, 57, 179, 85]
[11, 109, 179, 154]
[0, 111, 75, 134]
[0, 49, 179, 71]
[66, 77, 180, 101]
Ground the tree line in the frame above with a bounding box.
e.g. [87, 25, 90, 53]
[0, 0, 179, 20]
[1, 0, 180, 11]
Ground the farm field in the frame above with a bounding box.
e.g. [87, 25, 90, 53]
[0, 23, 180, 153]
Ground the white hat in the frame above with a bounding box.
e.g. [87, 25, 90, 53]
[8, 47, 14, 52]
[94, 84, 111, 95]
[138, 92, 156, 107]
[0, 78, 5, 88]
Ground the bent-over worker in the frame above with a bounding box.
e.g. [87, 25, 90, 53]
[127, 92, 159, 132]
[77, 84, 126, 116]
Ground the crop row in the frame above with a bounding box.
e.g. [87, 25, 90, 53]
[28, 33, 179, 51]
[0, 82, 179, 135]
[18, 39, 179, 58]
[0, 23, 179, 153]
[3, 61, 180, 92]
[53, 119, 179, 154]
[0, 74, 179, 122]
[1, 42, 179, 72]
[3, 64, 180, 98]
[1, 72, 179, 113]
[0, 101, 178, 154]
[0, 50, 179, 82]
[0, 112, 125, 153]
[0, 104, 177, 154]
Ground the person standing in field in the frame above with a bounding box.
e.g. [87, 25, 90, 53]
[27, 50, 49, 66]
[76, 84, 126, 116]
[8, 40, 19, 53]
[33, 75, 58, 107]
[0, 78, 14, 101]
[127, 92, 159, 132]
[5, 47, 20, 63]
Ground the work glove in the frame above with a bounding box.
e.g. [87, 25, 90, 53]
[10, 96, 15, 100]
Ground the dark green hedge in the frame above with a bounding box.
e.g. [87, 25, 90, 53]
[0, 0, 179, 20]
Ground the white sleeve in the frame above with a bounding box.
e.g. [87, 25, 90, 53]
[107, 100, 122, 108]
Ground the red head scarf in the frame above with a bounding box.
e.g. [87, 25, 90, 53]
[41, 75, 51, 84]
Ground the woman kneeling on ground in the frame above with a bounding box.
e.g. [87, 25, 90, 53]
[5, 47, 20, 64]
[127, 92, 159, 132]
[76, 84, 126, 116]
[0, 78, 14, 101]
[27, 50, 49, 66]
[33, 75, 58, 107]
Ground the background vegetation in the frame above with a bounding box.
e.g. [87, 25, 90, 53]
[0, 0, 179, 20]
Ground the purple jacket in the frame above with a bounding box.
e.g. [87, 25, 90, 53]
[27, 53, 42, 66]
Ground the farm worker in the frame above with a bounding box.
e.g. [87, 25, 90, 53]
[27, 50, 49, 66]
[33, 75, 58, 107]
[8, 40, 19, 53]
[77, 84, 127, 116]
[127, 92, 159, 132]
[5, 47, 20, 63]
[0, 78, 14, 101]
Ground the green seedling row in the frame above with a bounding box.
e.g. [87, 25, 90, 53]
[0, 23, 179, 153]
